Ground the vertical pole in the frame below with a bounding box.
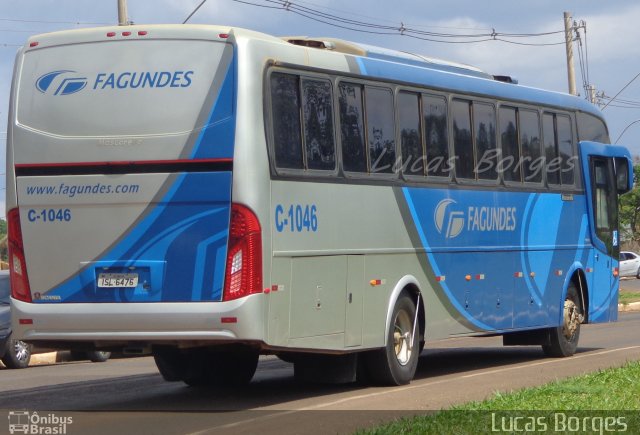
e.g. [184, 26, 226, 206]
[564, 12, 577, 95]
[118, 0, 129, 26]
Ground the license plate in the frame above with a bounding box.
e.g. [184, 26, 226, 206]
[97, 273, 139, 288]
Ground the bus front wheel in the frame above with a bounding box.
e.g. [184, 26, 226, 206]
[542, 283, 583, 357]
[362, 293, 419, 385]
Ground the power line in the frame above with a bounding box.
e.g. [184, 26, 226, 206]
[0, 28, 50, 33]
[0, 18, 109, 25]
[183, 0, 209, 24]
[602, 71, 640, 111]
[230, 0, 566, 45]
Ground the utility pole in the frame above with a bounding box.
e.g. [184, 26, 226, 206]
[118, 0, 129, 26]
[586, 85, 597, 104]
[564, 11, 577, 95]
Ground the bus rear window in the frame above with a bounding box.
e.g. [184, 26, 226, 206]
[302, 79, 336, 171]
[365, 86, 396, 174]
[339, 83, 367, 173]
[270, 73, 303, 170]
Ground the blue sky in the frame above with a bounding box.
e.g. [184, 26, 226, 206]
[2, 0, 640, 217]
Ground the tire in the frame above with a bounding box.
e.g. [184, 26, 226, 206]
[86, 351, 111, 363]
[362, 293, 419, 385]
[1, 336, 32, 369]
[542, 282, 582, 357]
[70, 350, 85, 361]
[153, 347, 259, 387]
[184, 350, 259, 387]
[153, 347, 190, 382]
[71, 350, 111, 362]
[636, 266, 640, 279]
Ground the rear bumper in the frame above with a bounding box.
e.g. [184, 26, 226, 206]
[11, 294, 265, 346]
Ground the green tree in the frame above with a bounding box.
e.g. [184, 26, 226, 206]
[619, 164, 640, 245]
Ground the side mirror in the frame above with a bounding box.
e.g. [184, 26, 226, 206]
[615, 157, 633, 194]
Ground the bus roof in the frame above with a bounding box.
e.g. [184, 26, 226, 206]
[22, 23, 604, 120]
[277, 35, 602, 119]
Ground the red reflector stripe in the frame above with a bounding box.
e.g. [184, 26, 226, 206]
[107, 32, 116, 37]
[221, 317, 237, 324]
[19, 319, 33, 325]
[29, 42, 39, 47]
[138, 31, 148, 36]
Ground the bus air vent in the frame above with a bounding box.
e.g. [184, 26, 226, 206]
[493, 75, 519, 84]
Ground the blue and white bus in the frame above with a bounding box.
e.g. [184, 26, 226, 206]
[6, 24, 632, 386]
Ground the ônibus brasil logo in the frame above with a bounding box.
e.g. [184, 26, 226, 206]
[36, 70, 88, 96]
[434, 199, 465, 239]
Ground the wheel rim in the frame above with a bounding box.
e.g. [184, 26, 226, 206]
[393, 309, 413, 366]
[13, 340, 30, 363]
[562, 298, 581, 341]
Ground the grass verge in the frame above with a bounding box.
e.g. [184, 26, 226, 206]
[358, 360, 640, 434]
[619, 291, 640, 305]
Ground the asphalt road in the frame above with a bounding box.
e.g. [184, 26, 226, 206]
[1, 312, 639, 435]
[620, 277, 640, 292]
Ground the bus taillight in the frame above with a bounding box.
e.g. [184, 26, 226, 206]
[8, 208, 32, 303]
[223, 204, 262, 301]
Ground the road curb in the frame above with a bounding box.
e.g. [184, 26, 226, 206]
[29, 351, 59, 366]
[618, 301, 640, 312]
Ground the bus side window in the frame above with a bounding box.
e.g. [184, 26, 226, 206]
[365, 86, 396, 174]
[474, 102, 498, 181]
[339, 83, 367, 173]
[301, 79, 336, 171]
[398, 91, 423, 176]
[499, 106, 522, 183]
[557, 114, 575, 186]
[423, 94, 449, 178]
[519, 109, 543, 184]
[577, 112, 611, 144]
[452, 99, 474, 180]
[543, 112, 575, 188]
[543, 113, 560, 186]
[270, 73, 303, 170]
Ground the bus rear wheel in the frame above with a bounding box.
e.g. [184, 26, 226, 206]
[153, 347, 259, 387]
[362, 293, 419, 385]
[542, 283, 583, 357]
[184, 350, 259, 387]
